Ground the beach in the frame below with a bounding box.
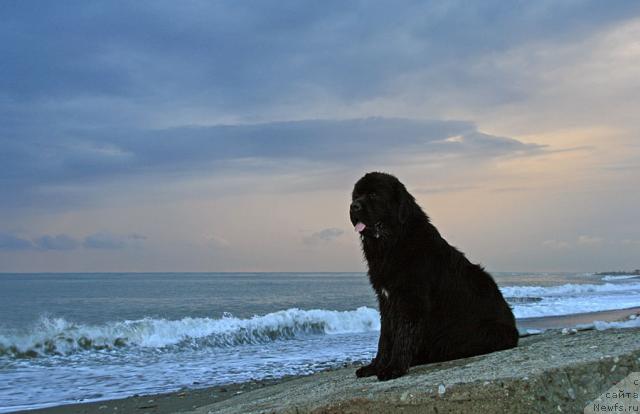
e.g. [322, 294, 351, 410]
[5, 1, 640, 411]
[2, 272, 640, 413]
[14, 306, 640, 414]
[12, 376, 289, 414]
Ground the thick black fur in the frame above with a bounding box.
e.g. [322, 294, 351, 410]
[349, 172, 518, 381]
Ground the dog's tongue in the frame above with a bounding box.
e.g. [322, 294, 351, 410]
[354, 222, 366, 233]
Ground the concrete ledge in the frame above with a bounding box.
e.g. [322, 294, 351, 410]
[188, 328, 640, 414]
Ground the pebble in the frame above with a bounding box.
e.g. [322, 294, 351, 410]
[438, 384, 446, 396]
[567, 388, 576, 400]
[400, 391, 413, 401]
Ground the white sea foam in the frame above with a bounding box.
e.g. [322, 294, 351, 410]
[577, 315, 640, 331]
[593, 318, 640, 330]
[3, 280, 639, 360]
[511, 298, 640, 318]
[0, 307, 380, 358]
[503, 281, 640, 318]
[601, 275, 639, 281]
[3, 281, 639, 358]
[500, 281, 640, 298]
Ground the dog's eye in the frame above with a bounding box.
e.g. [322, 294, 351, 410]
[369, 193, 377, 199]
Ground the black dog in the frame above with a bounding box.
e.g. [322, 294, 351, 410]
[350, 172, 518, 381]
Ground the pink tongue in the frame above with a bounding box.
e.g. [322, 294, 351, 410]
[354, 222, 366, 233]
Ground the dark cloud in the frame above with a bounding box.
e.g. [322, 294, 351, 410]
[303, 228, 344, 245]
[0, 232, 144, 251]
[0, 233, 33, 250]
[83, 232, 145, 249]
[0, 117, 544, 208]
[1, 0, 638, 147]
[0, 0, 636, 212]
[33, 234, 80, 251]
[2, 1, 637, 106]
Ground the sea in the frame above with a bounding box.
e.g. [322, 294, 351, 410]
[1, 271, 640, 412]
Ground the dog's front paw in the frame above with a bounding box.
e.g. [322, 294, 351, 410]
[355, 363, 377, 378]
[376, 364, 407, 381]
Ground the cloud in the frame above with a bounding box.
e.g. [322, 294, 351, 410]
[0, 233, 33, 250]
[2, 1, 637, 109]
[542, 239, 571, 250]
[577, 235, 604, 246]
[206, 235, 231, 249]
[5, 1, 630, 212]
[413, 185, 477, 194]
[1, 1, 639, 272]
[33, 234, 80, 251]
[0, 117, 544, 209]
[82, 232, 145, 249]
[1, 231, 144, 251]
[621, 239, 640, 247]
[489, 186, 530, 193]
[542, 235, 606, 250]
[303, 228, 344, 245]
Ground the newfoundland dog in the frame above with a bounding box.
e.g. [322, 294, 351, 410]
[350, 172, 518, 381]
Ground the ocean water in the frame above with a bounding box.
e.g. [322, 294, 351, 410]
[1, 271, 639, 412]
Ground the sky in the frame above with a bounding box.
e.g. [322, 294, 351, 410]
[1, 0, 639, 273]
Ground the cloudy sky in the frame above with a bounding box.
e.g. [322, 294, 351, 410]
[1, 1, 639, 272]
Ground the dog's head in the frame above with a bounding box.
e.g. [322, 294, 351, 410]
[350, 172, 416, 239]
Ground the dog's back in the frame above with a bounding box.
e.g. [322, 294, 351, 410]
[385, 209, 518, 363]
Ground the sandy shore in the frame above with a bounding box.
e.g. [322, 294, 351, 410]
[11, 306, 640, 414]
[517, 306, 640, 330]
[12, 376, 297, 414]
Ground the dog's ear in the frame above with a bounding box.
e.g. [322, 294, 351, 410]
[396, 182, 414, 224]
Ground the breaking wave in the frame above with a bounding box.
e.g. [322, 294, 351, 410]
[3, 282, 639, 359]
[0, 307, 380, 358]
[601, 275, 639, 281]
[504, 297, 543, 304]
[500, 282, 640, 298]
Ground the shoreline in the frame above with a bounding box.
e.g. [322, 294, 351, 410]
[10, 376, 302, 414]
[517, 305, 640, 330]
[9, 306, 640, 414]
